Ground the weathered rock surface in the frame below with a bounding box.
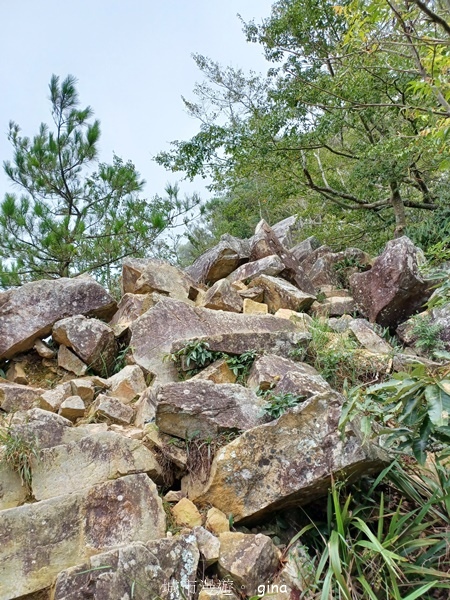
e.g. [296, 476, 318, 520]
[39, 382, 73, 412]
[34, 338, 55, 358]
[90, 394, 135, 424]
[247, 354, 330, 398]
[59, 395, 86, 421]
[122, 257, 201, 301]
[172, 497, 203, 527]
[250, 220, 316, 295]
[0, 277, 116, 360]
[0, 474, 165, 600]
[52, 534, 198, 600]
[155, 380, 267, 440]
[217, 532, 281, 596]
[271, 215, 299, 247]
[243, 298, 268, 314]
[0, 382, 45, 412]
[5, 362, 28, 384]
[0, 463, 28, 510]
[191, 358, 237, 384]
[397, 305, 450, 354]
[130, 297, 304, 383]
[9, 408, 87, 449]
[109, 292, 155, 335]
[106, 364, 147, 403]
[53, 315, 117, 375]
[57, 344, 88, 375]
[305, 248, 371, 289]
[202, 279, 243, 312]
[310, 295, 356, 317]
[193, 526, 220, 566]
[349, 237, 430, 327]
[349, 319, 393, 354]
[227, 254, 285, 284]
[186, 234, 251, 284]
[206, 507, 230, 534]
[249, 274, 315, 313]
[194, 392, 387, 523]
[31, 431, 161, 500]
[291, 236, 321, 263]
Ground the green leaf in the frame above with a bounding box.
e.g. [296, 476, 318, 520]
[425, 384, 450, 426]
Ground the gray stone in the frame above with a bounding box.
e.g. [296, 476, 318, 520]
[0, 276, 116, 360]
[57, 344, 88, 376]
[227, 254, 285, 284]
[0, 382, 45, 412]
[58, 395, 86, 421]
[155, 380, 267, 440]
[91, 394, 134, 425]
[106, 365, 147, 403]
[291, 236, 321, 263]
[202, 279, 243, 312]
[186, 234, 251, 284]
[249, 275, 316, 313]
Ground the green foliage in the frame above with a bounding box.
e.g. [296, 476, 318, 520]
[341, 364, 450, 464]
[0, 75, 201, 288]
[295, 463, 450, 599]
[225, 351, 256, 383]
[411, 315, 445, 357]
[303, 318, 377, 391]
[261, 390, 305, 419]
[0, 425, 39, 491]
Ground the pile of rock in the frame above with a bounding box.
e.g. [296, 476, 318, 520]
[0, 218, 445, 600]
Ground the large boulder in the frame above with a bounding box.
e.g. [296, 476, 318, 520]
[53, 315, 117, 376]
[109, 292, 155, 336]
[202, 279, 243, 312]
[186, 234, 251, 284]
[226, 254, 285, 285]
[194, 391, 387, 523]
[52, 534, 199, 600]
[122, 257, 201, 301]
[31, 431, 162, 500]
[0, 382, 45, 412]
[0, 474, 165, 600]
[248, 275, 315, 313]
[0, 277, 116, 360]
[155, 380, 267, 440]
[129, 297, 306, 384]
[349, 237, 431, 327]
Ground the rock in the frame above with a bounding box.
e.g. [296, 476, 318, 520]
[109, 424, 143, 439]
[9, 408, 86, 449]
[206, 507, 230, 535]
[39, 382, 73, 412]
[397, 305, 450, 354]
[58, 395, 86, 421]
[310, 296, 356, 317]
[306, 248, 371, 289]
[250, 220, 316, 295]
[193, 526, 220, 566]
[57, 344, 88, 376]
[0, 463, 28, 510]
[130, 297, 304, 384]
[164, 490, 185, 502]
[349, 319, 393, 354]
[155, 380, 267, 440]
[5, 362, 28, 385]
[144, 423, 188, 471]
[106, 364, 147, 403]
[272, 541, 315, 599]
[134, 387, 157, 428]
[34, 338, 55, 358]
[122, 257, 201, 302]
[186, 234, 251, 284]
[69, 378, 96, 403]
[202, 279, 243, 312]
[191, 358, 237, 384]
[249, 275, 316, 313]
[31, 431, 162, 500]
[217, 532, 281, 596]
[172, 498, 203, 527]
[226, 254, 285, 284]
[0, 381, 45, 412]
[237, 285, 265, 302]
[0, 474, 165, 599]
[194, 392, 387, 523]
[91, 394, 134, 425]
[52, 534, 198, 600]
[274, 308, 313, 330]
[349, 237, 431, 327]
[53, 315, 117, 376]
[243, 298, 268, 314]
[109, 292, 155, 335]
[0, 276, 116, 360]
[247, 354, 330, 398]
[271, 215, 299, 247]
[291, 236, 321, 263]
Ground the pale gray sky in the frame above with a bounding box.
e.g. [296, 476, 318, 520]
[0, 0, 273, 203]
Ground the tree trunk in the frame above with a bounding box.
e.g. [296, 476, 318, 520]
[390, 181, 406, 238]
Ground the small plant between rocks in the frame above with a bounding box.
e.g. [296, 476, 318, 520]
[259, 390, 305, 420]
[0, 425, 39, 492]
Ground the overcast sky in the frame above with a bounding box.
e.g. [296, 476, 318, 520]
[0, 1, 274, 205]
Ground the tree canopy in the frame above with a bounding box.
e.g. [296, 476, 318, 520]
[0, 75, 200, 288]
[156, 0, 450, 253]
